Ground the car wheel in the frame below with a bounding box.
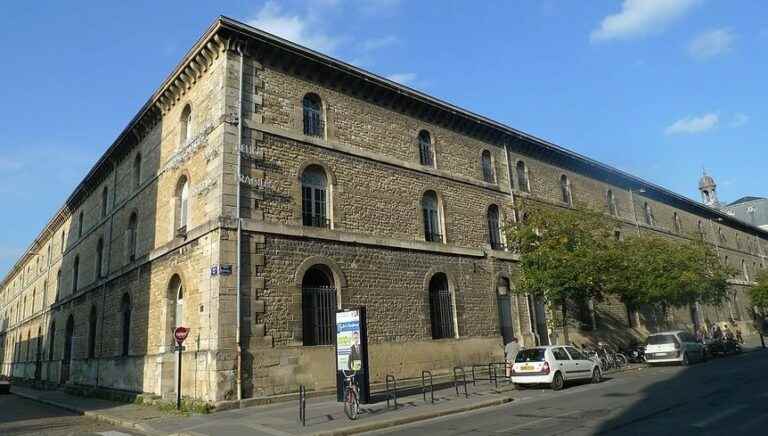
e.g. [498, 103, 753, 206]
[551, 372, 564, 391]
[591, 367, 602, 384]
[681, 352, 689, 366]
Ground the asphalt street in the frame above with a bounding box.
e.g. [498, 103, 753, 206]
[367, 349, 768, 436]
[0, 393, 140, 436]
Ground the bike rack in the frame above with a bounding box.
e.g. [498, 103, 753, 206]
[385, 374, 398, 410]
[453, 367, 469, 398]
[489, 363, 499, 389]
[421, 370, 434, 403]
[298, 385, 307, 427]
[470, 363, 500, 388]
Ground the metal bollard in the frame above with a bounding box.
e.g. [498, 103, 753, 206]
[421, 370, 434, 403]
[385, 374, 398, 410]
[298, 385, 306, 426]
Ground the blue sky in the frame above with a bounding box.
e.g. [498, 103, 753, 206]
[0, 0, 766, 277]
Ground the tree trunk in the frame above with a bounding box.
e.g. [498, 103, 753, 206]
[562, 302, 570, 344]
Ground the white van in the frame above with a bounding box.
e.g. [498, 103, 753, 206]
[645, 331, 705, 365]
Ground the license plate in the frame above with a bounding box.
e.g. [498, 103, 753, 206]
[654, 352, 669, 357]
[520, 364, 534, 371]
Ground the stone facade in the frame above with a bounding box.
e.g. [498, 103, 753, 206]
[1, 17, 767, 403]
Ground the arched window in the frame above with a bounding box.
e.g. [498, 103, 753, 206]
[481, 150, 495, 183]
[428, 273, 455, 339]
[96, 238, 104, 278]
[31, 288, 36, 315]
[742, 260, 749, 281]
[48, 321, 56, 360]
[88, 305, 97, 359]
[26, 331, 31, 361]
[167, 275, 185, 337]
[128, 212, 138, 262]
[72, 255, 80, 293]
[176, 176, 190, 232]
[180, 104, 192, 146]
[644, 202, 654, 226]
[301, 165, 329, 228]
[516, 161, 530, 192]
[120, 293, 132, 357]
[673, 213, 682, 234]
[488, 204, 504, 250]
[302, 93, 324, 138]
[101, 186, 109, 218]
[22, 296, 27, 320]
[133, 153, 142, 188]
[176, 282, 184, 328]
[77, 210, 84, 238]
[421, 191, 443, 243]
[301, 266, 337, 346]
[61, 230, 66, 254]
[560, 175, 572, 206]
[418, 130, 434, 167]
[607, 190, 617, 216]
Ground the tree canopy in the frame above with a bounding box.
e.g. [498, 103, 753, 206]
[749, 270, 768, 312]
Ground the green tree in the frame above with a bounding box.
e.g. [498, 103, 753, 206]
[749, 270, 768, 312]
[506, 200, 619, 342]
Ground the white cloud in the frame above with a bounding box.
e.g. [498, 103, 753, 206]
[591, 0, 699, 42]
[665, 112, 719, 135]
[247, 1, 341, 53]
[360, 35, 398, 52]
[729, 113, 749, 128]
[385, 73, 417, 86]
[688, 28, 735, 60]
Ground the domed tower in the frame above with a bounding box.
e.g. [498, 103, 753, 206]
[699, 170, 721, 208]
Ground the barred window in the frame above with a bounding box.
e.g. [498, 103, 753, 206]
[644, 202, 654, 226]
[301, 165, 329, 228]
[422, 191, 443, 243]
[301, 266, 337, 346]
[418, 130, 434, 167]
[88, 305, 97, 359]
[560, 175, 572, 206]
[121, 293, 132, 357]
[481, 150, 494, 183]
[429, 273, 455, 339]
[607, 190, 617, 216]
[302, 93, 324, 138]
[516, 161, 530, 192]
[488, 204, 504, 250]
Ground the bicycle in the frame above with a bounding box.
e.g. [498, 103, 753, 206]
[342, 363, 361, 420]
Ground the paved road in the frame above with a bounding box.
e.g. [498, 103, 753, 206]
[367, 349, 768, 435]
[0, 393, 140, 436]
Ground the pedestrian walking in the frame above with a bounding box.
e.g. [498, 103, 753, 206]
[505, 337, 521, 378]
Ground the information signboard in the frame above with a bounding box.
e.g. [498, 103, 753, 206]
[335, 307, 370, 403]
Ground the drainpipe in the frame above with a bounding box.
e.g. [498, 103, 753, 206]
[234, 42, 246, 402]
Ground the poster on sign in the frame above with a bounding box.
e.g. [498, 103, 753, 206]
[336, 310, 362, 371]
[334, 307, 370, 404]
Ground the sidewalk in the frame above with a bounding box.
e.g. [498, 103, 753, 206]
[9, 342, 765, 436]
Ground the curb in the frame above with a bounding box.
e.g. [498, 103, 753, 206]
[11, 388, 159, 435]
[307, 396, 513, 436]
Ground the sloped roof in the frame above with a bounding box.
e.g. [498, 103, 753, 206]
[728, 196, 766, 206]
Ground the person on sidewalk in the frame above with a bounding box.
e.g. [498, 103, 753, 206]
[505, 337, 520, 378]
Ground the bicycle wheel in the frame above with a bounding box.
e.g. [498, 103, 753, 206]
[614, 353, 628, 368]
[344, 388, 360, 420]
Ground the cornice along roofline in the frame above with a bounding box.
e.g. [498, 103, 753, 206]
[1, 16, 766, 290]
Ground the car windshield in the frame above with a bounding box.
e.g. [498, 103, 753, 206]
[515, 349, 546, 362]
[647, 334, 679, 346]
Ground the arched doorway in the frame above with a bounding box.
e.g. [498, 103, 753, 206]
[62, 315, 74, 383]
[496, 277, 514, 344]
[301, 265, 337, 346]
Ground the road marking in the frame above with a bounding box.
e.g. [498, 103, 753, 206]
[495, 409, 583, 433]
[691, 405, 748, 428]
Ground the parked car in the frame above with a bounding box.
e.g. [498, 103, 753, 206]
[510, 345, 602, 391]
[645, 331, 705, 366]
[0, 375, 10, 395]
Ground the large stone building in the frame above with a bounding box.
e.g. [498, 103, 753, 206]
[1, 17, 767, 403]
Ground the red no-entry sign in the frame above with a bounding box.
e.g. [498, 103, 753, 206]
[174, 327, 190, 345]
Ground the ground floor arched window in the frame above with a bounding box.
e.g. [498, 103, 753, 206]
[428, 273, 455, 339]
[301, 266, 337, 346]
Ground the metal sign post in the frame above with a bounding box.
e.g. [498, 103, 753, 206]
[174, 327, 190, 410]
